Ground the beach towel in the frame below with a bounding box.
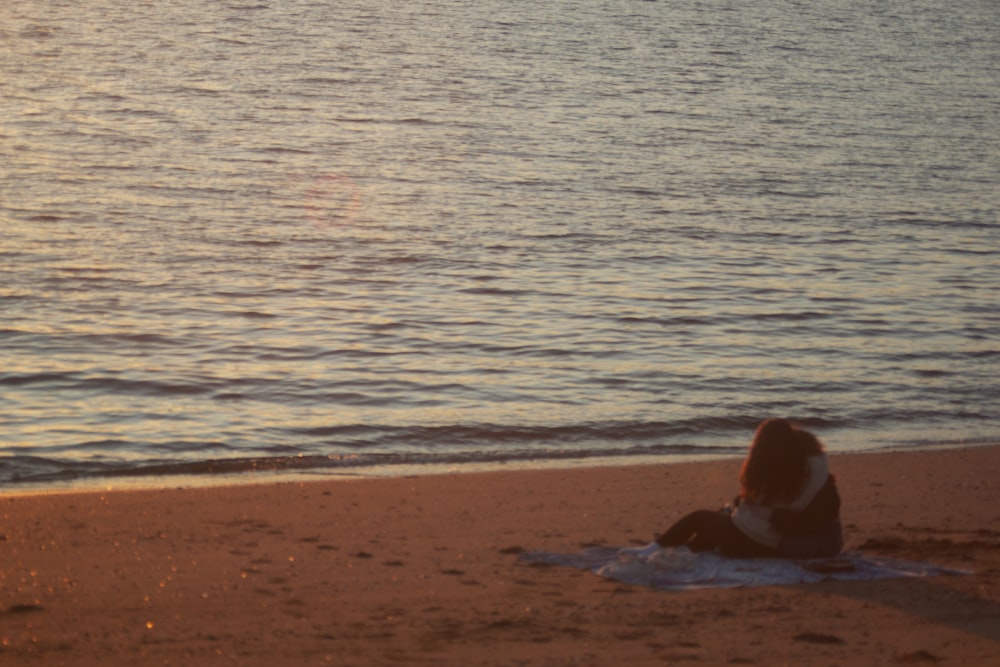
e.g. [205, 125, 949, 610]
[518, 543, 965, 590]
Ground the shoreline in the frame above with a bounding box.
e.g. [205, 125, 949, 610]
[2, 445, 998, 665]
[0, 451, 742, 497]
[3, 439, 995, 497]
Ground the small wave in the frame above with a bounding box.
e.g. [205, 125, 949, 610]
[618, 188, 661, 197]
[760, 189, 829, 199]
[236, 239, 284, 247]
[234, 310, 277, 319]
[18, 25, 59, 39]
[260, 146, 314, 154]
[459, 286, 533, 296]
[913, 369, 955, 378]
[288, 417, 811, 449]
[617, 315, 712, 327]
[297, 77, 356, 85]
[748, 311, 833, 322]
[0, 372, 73, 387]
[0, 372, 214, 396]
[0, 442, 745, 486]
[170, 85, 224, 96]
[104, 333, 178, 346]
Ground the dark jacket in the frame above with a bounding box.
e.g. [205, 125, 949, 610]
[770, 476, 843, 558]
[770, 475, 840, 535]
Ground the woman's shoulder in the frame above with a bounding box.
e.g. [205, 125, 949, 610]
[793, 455, 831, 510]
[806, 454, 828, 477]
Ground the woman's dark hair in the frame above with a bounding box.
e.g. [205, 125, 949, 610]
[739, 418, 824, 504]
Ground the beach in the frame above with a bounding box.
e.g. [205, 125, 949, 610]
[1, 445, 998, 666]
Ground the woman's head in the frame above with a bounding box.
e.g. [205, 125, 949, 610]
[739, 418, 824, 504]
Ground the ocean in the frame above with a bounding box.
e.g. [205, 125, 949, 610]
[2, 0, 998, 488]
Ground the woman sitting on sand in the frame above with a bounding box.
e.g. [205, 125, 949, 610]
[656, 418, 843, 559]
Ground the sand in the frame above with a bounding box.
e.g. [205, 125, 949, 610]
[1, 445, 998, 666]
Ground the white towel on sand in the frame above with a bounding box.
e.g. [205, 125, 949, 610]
[518, 543, 965, 590]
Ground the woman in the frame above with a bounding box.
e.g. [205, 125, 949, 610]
[656, 418, 843, 559]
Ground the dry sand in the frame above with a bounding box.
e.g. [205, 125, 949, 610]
[1, 445, 998, 666]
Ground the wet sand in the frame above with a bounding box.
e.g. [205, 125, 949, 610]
[1, 445, 998, 666]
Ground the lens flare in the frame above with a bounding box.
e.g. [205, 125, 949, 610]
[304, 174, 362, 230]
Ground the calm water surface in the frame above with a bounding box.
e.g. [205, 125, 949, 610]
[2, 0, 998, 486]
